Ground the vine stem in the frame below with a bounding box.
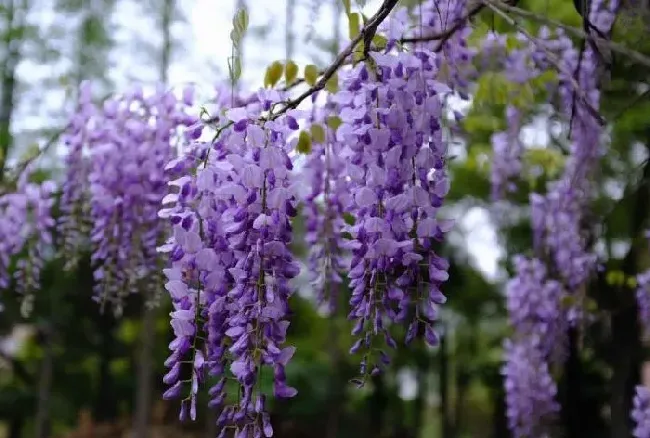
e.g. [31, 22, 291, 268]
[268, 0, 400, 121]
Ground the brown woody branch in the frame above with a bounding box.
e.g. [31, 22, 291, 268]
[268, 0, 400, 120]
[400, 0, 487, 48]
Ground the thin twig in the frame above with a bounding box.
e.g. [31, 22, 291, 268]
[612, 88, 650, 121]
[497, 2, 650, 70]
[483, 0, 606, 125]
[269, 0, 401, 120]
[400, 0, 487, 47]
[5, 125, 69, 179]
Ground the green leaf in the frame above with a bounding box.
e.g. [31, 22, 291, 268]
[117, 320, 140, 343]
[229, 56, 242, 83]
[512, 83, 535, 108]
[462, 112, 502, 134]
[264, 61, 284, 88]
[310, 124, 326, 143]
[585, 297, 598, 312]
[372, 34, 388, 50]
[343, 213, 355, 225]
[233, 8, 249, 36]
[605, 270, 626, 286]
[230, 29, 241, 48]
[304, 64, 319, 86]
[326, 116, 342, 131]
[505, 34, 523, 51]
[524, 148, 565, 177]
[325, 72, 339, 93]
[560, 295, 576, 309]
[627, 276, 639, 289]
[342, 0, 351, 15]
[21, 143, 40, 161]
[285, 60, 299, 84]
[474, 72, 511, 105]
[348, 12, 361, 39]
[297, 130, 312, 154]
[110, 358, 129, 375]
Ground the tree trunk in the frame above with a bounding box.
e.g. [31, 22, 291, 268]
[204, 409, 218, 438]
[492, 377, 510, 438]
[413, 350, 429, 437]
[325, 317, 345, 438]
[159, 0, 173, 86]
[133, 305, 156, 438]
[439, 330, 452, 438]
[610, 301, 641, 438]
[369, 373, 388, 437]
[34, 323, 54, 438]
[133, 3, 173, 436]
[454, 367, 469, 437]
[609, 146, 650, 438]
[285, 0, 294, 61]
[0, 0, 27, 181]
[561, 327, 584, 438]
[93, 310, 118, 422]
[9, 416, 24, 438]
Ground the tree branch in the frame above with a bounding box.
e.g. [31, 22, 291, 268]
[483, 0, 606, 126]
[399, 0, 487, 47]
[496, 2, 650, 70]
[268, 0, 400, 120]
[8, 126, 68, 177]
[0, 350, 33, 385]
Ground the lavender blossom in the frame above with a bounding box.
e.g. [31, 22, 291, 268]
[503, 339, 560, 438]
[633, 386, 650, 438]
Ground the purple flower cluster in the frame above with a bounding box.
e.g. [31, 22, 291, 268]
[637, 269, 650, 334]
[332, 47, 453, 382]
[636, 231, 650, 335]
[633, 386, 650, 438]
[58, 83, 197, 313]
[527, 1, 619, 317]
[421, 0, 475, 98]
[58, 81, 95, 270]
[158, 89, 302, 436]
[0, 169, 56, 302]
[490, 106, 523, 200]
[506, 256, 567, 361]
[502, 256, 565, 436]
[303, 103, 351, 313]
[499, 2, 619, 435]
[484, 27, 574, 202]
[502, 339, 560, 438]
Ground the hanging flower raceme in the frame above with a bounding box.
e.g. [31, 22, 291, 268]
[635, 231, 650, 335]
[490, 105, 523, 200]
[498, 3, 617, 433]
[633, 385, 650, 438]
[0, 168, 56, 307]
[502, 338, 560, 438]
[159, 88, 301, 437]
[506, 255, 567, 362]
[420, 0, 475, 99]
[58, 80, 96, 270]
[333, 47, 452, 383]
[527, 0, 618, 318]
[303, 99, 352, 313]
[483, 27, 573, 202]
[58, 84, 198, 314]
